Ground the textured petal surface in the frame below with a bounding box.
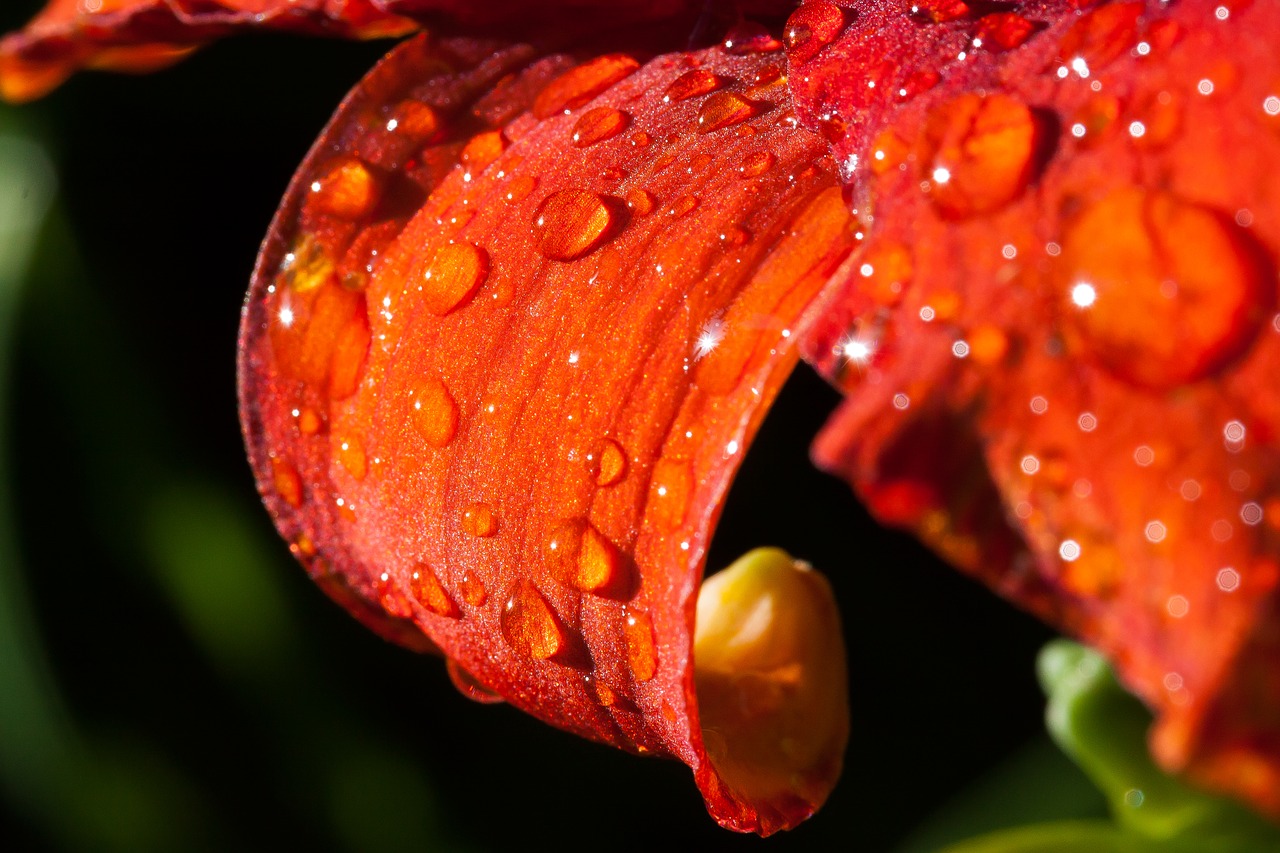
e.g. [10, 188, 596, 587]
[787, 0, 1280, 817]
[238, 31, 855, 834]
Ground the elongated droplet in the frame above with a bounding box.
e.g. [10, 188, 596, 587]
[328, 306, 371, 400]
[410, 564, 459, 618]
[460, 130, 506, 172]
[446, 659, 504, 704]
[1060, 188, 1270, 389]
[626, 189, 655, 216]
[459, 571, 488, 606]
[533, 54, 640, 118]
[739, 150, 775, 178]
[501, 581, 565, 661]
[546, 518, 626, 595]
[664, 69, 724, 103]
[504, 174, 537, 204]
[533, 189, 618, 261]
[593, 438, 628, 486]
[625, 610, 658, 682]
[388, 99, 443, 144]
[377, 572, 414, 619]
[975, 12, 1037, 51]
[572, 106, 629, 147]
[921, 93, 1047, 218]
[461, 502, 499, 537]
[723, 21, 783, 55]
[585, 674, 618, 707]
[310, 158, 381, 220]
[698, 92, 759, 133]
[336, 436, 367, 480]
[668, 195, 699, 218]
[419, 242, 489, 315]
[412, 377, 459, 447]
[272, 457, 303, 507]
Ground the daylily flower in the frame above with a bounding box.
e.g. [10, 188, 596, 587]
[4, 0, 1279, 836]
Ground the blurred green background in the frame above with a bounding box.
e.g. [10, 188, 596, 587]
[0, 5, 1115, 851]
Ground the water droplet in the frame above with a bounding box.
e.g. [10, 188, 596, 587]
[272, 457, 303, 507]
[921, 93, 1047, 218]
[586, 439, 625, 487]
[572, 106, 630, 147]
[650, 458, 692, 528]
[504, 174, 537, 204]
[412, 377, 459, 447]
[328, 306, 371, 400]
[388, 99, 444, 144]
[459, 570, 488, 606]
[460, 130, 506, 173]
[697, 92, 759, 133]
[501, 581, 565, 660]
[629, 130, 652, 148]
[625, 188, 655, 216]
[914, 0, 971, 23]
[545, 518, 627, 595]
[624, 609, 658, 682]
[411, 563, 459, 618]
[784, 1, 845, 64]
[1060, 189, 1270, 389]
[310, 158, 381, 220]
[459, 502, 499, 538]
[668, 194, 699, 217]
[663, 69, 725, 103]
[533, 189, 618, 261]
[446, 659, 504, 704]
[280, 234, 335, 294]
[585, 674, 617, 707]
[722, 21, 783, 54]
[377, 572, 414, 618]
[533, 54, 640, 119]
[337, 435, 367, 480]
[739, 150, 775, 178]
[296, 407, 322, 435]
[975, 13, 1037, 51]
[599, 165, 628, 185]
[417, 242, 489, 315]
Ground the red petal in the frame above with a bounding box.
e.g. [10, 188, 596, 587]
[238, 32, 855, 834]
[786, 0, 1280, 816]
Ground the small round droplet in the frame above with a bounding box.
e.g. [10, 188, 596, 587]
[410, 564, 459, 618]
[1060, 189, 1271, 389]
[625, 189, 655, 216]
[668, 194, 699, 218]
[388, 100, 444, 144]
[337, 436, 367, 480]
[459, 571, 488, 606]
[501, 581, 565, 661]
[412, 377, 459, 447]
[461, 502, 499, 538]
[739, 150, 775, 177]
[697, 93, 759, 133]
[533, 54, 640, 118]
[784, 1, 845, 64]
[921, 93, 1046, 218]
[663, 69, 724, 103]
[624, 609, 658, 682]
[592, 438, 628, 486]
[272, 457, 303, 508]
[572, 106, 630, 147]
[310, 158, 381, 220]
[419, 242, 489, 315]
[533, 189, 618, 261]
[446, 659, 504, 704]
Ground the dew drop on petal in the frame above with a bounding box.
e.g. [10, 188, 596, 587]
[697, 92, 759, 133]
[410, 564, 459, 618]
[336, 435, 367, 480]
[668, 194, 700, 217]
[784, 1, 846, 64]
[446, 659, 505, 704]
[418, 242, 489, 315]
[664, 69, 724, 103]
[722, 21, 783, 55]
[625, 188, 655, 216]
[460, 130, 507, 173]
[545, 518, 625, 595]
[461, 502, 499, 538]
[310, 158, 381, 220]
[533, 54, 640, 118]
[459, 571, 488, 607]
[592, 438, 628, 486]
[272, 457, 303, 508]
[533, 189, 618, 261]
[572, 106, 629, 147]
[501, 581, 565, 660]
[624, 609, 658, 682]
[975, 13, 1037, 51]
[412, 377, 459, 447]
[739, 150, 776, 178]
[504, 174, 537, 204]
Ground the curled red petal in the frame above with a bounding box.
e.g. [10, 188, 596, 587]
[787, 0, 1280, 817]
[239, 31, 855, 834]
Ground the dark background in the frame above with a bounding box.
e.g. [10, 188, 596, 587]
[0, 6, 1083, 851]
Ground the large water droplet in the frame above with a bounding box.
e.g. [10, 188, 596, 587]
[533, 189, 618, 261]
[624, 609, 658, 682]
[310, 158, 382, 220]
[418, 242, 489, 315]
[327, 305, 371, 400]
[572, 106, 630, 147]
[663, 69, 725, 103]
[411, 563, 459, 618]
[446, 659, 504, 704]
[697, 92, 759, 133]
[625, 188, 655, 216]
[1060, 188, 1272, 389]
[412, 377, 459, 447]
[388, 99, 444, 144]
[461, 502, 499, 538]
[533, 54, 640, 119]
[501, 581, 565, 661]
[545, 518, 627, 596]
[921, 93, 1048, 218]
[784, 2, 845, 65]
